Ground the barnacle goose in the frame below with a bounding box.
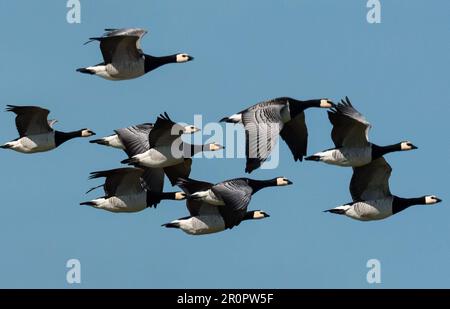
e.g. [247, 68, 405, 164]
[305, 97, 417, 166]
[77, 28, 193, 81]
[1, 105, 95, 153]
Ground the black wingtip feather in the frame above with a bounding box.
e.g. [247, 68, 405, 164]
[88, 172, 103, 180]
[5, 105, 16, 112]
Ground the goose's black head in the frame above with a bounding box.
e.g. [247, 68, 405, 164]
[244, 210, 271, 221]
[144, 53, 194, 72]
[186, 142, 224, 156]
[80, 129, 96, 137]
[204, 143, 225, 152]
[318, 99, 335, 108]
[246, 177, 293, 194]
[372, 140, 418, 159]
[288, 98, 335, 116]
[274, 177, 293, 186]
[298, 98, 334, 109]
[392, 195, 442, 214]
[54, 129, 95, 147]
[399, 141, 418, 151]
[424, 195, 442, 205]
[175, 53, 194, 63]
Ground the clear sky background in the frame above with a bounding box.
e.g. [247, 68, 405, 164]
[0, 0, 448, 288]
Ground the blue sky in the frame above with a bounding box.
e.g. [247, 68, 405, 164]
[0, 0, 448, 288]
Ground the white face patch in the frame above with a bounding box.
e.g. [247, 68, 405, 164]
[425, 195, 440, 205]
[176, 54, 191, 63]
[81, 129, 95, 137]
[183, 125, 200, 134]
[276, 177, 291, 186]
[401, 141, 415, 151]
[253, 211, 267, 219]
[320, 99, 333, 108]
[175, 192, 186, 200]
[209, 143, 223, 151]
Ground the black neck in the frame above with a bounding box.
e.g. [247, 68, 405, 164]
[54, 130, 82, 147]
[183, 143, 207, 158]
[392, 196, 426, 214]
[246, 178, 278, 194]
[146, 191, 179, 207]
[144, 54, 177, 72]
[242, 211, 256, 221]
[288, 99, 321, 117]
[371, 143, 402, 160]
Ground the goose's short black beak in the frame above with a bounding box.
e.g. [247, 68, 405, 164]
[264, 213, 271, 218]
[287, 180, 293, 185]
[187, 56, 194, 61]
[435, 197, 442, 203]
[411, 144, 418, 150]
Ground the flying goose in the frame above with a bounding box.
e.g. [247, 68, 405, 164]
[77, 28, 193, 80]
[120, 113, 223, 185]
[89, 123, 153, 150]
[220, 97, 334, 173]
[80, 167, 186, 212]
[1, 105, 95, 153]
[325, 157, 442, 221]
[162, 176, 292, 235]
[305, 97, 417, 166]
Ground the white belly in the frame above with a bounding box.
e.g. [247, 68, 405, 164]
[179, 215, 226, 235]
[320, 147, 372, 167]
[9, 133, 56, 153]
[96, 193, 147, 213]
[134, 146, 183, 168]
[347, 197, 393, 221]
